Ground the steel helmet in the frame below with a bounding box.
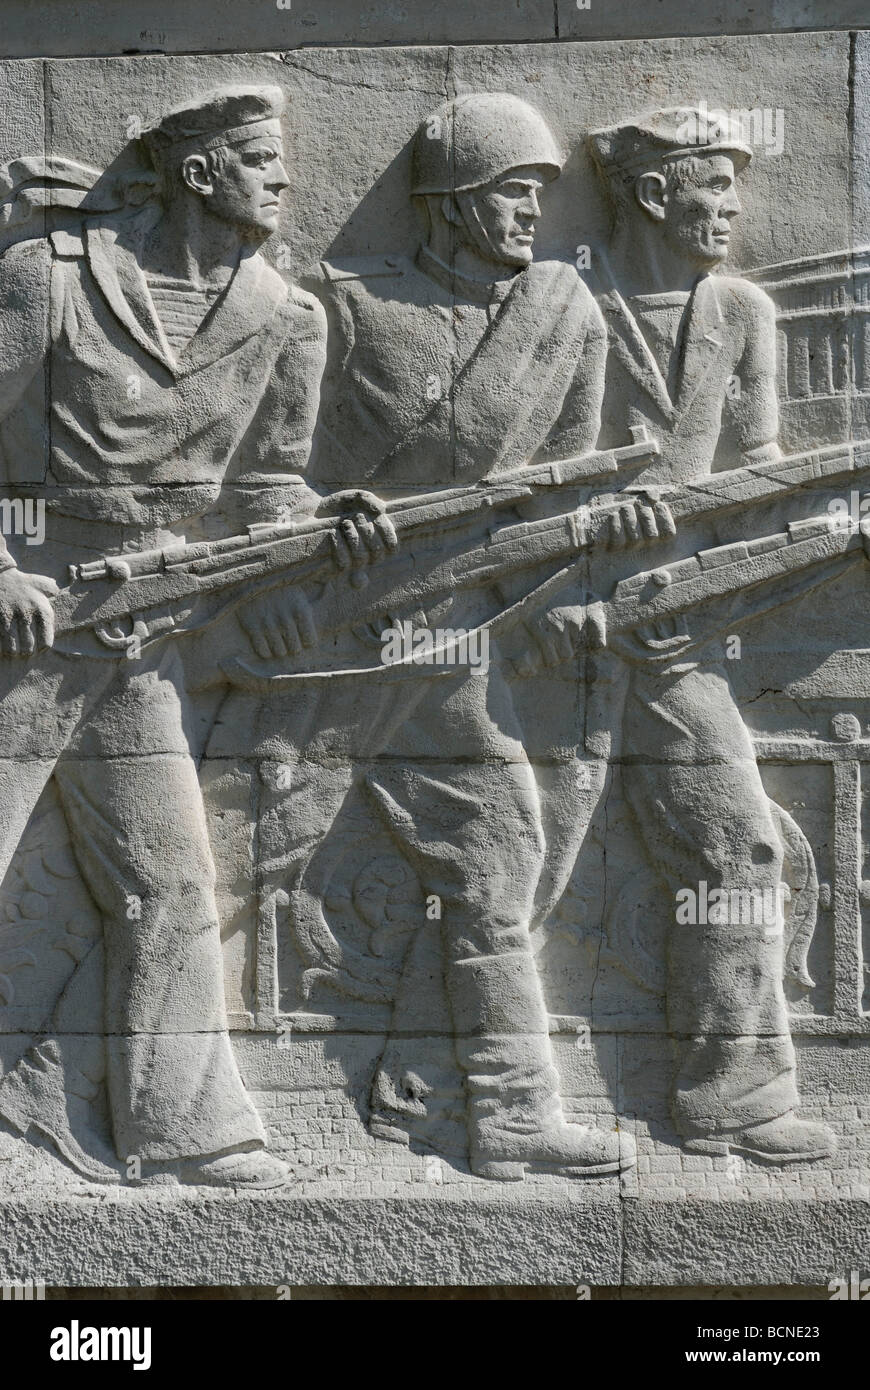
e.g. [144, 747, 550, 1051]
[411, 92, 563, 195]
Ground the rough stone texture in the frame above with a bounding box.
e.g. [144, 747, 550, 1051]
[557, 0, 870, 41]
[0, 21, 867, 1294]
[854, 32, 870, 250]
[0, 1, 866, 57]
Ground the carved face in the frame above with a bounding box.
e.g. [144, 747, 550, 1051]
[185, 132, 291, 238]
[457, 165, 546, 268]
[659, 152, 742, 266]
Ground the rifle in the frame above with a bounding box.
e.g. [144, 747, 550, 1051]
[50, 433, 870, 662]
[632, 438, 870, 527]
[222, 511, 870, 690]
[51, 432, 659, 657]
[602, 511, 867, 640]
[221, 442, 870, 683]
[565, 438, 870, 549]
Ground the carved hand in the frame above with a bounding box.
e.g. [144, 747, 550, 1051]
[236, 492, 400, 660]
[236, 587, 319, 661]
[521, 602, 588, 671]
[591, 494, 676, 548]
[314, 489, 399, 575]
[0, 568, 59, 656]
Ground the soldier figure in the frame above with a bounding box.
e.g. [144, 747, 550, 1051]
[0, 85, 383, 1186]
[585, 107, 837, 1162]
[304, 93, 671, 1179]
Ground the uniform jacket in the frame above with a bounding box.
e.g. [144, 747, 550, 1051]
[588, 248, 781, 485]
[306, 245, 607, 490]
[0, 207, 326, 566]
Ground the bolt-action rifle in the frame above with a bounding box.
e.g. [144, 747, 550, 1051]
[51, 432, 659, 657]
[50, 435, 870, 662]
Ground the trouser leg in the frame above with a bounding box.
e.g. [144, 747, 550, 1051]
[622, 662, 798, 1137]
[0, 650, 82, 881]
[0, 651, 103, 1163]
[52, 751, 266, 1161]
[366, 759, 554, 1139]
[366, 760, 628, 1173]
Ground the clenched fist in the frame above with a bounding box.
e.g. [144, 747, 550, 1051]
[590, 494, 676, 548]
[238, 490, 399, 660]
[0, 567, 58, 656]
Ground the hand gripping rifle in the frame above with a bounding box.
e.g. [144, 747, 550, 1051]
[50, 434, 870, 664]
[51, 431, 660, 658]
[221, 438, 870, 686]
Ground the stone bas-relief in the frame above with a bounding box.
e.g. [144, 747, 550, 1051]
[0, 33, 868, 1286]
[300, 92, 657, 1181]
[0, 82, 397, 1189]
[583, 109, 836, 1163]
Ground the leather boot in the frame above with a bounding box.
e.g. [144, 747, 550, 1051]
[0, 1039, 120, 1183]
[457, 1031, 634, 1179]
[686, 1112, 836, 1164]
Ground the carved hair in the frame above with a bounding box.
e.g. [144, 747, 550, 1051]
[596, 151, 707, 227]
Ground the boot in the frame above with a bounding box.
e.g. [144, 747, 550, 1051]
[369, 1044, 467, 1158]
[179, 1148, 291, 1189]
[449, 948, 634, 1180]
[470, 1112, 633, 1180]
[0, 1040, 121, 1184]
[128, 1146, 291, 1189]
[686, 1112, 836, 1164]
[458, 1031, 635, 1180]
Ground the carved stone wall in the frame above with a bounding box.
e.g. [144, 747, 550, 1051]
[0, 14, 868, 1293]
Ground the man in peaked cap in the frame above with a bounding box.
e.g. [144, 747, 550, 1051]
[582, 105, 836, 1163]
[279, 91, 676, 1181]
[0, 84, 388, 1187]
[586, 105, 767, 478]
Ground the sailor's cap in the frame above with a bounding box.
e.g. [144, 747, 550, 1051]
[143, 85, 285, 157]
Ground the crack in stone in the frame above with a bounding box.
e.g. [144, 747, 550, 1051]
[279, 54, 445, 98]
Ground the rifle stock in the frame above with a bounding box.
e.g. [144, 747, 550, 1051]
[604, 513, 865, 636]
[50, 433, 870, 660]
[52, 433, 658, 654]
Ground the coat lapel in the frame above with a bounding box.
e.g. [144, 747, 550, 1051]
[593, 251, 726, 425]
[592, 251, 675, 422]
[174, 248, 279, 376]
[599, 284, 677, 424]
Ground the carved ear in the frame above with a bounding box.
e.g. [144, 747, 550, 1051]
[440, 192, 464, 227]
[634, 171, 667, 222]
[181, 153, 213, 198]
